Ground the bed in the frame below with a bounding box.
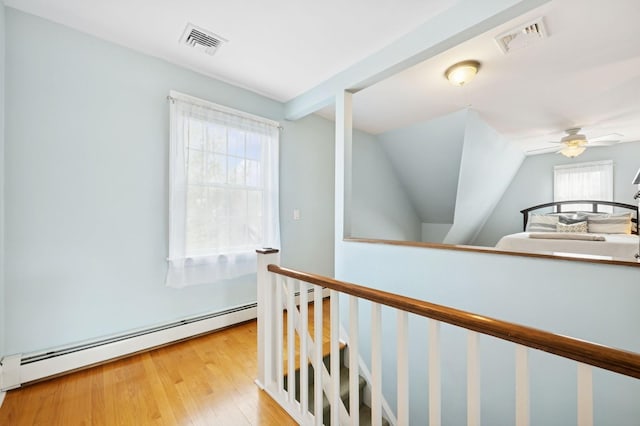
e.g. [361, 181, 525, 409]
[495, 200, 640, 260]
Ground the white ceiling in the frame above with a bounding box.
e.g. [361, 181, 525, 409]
[4, 0, 456, 101]
[5, 0, 640, 154]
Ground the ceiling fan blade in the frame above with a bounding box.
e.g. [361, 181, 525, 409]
[589, 132, 623, 142]
[587, 139, 621, 146]
[525, 146, 560, 155]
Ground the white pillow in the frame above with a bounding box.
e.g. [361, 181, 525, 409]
[527, 213, 559, 232]
[587, 213, 632, 234]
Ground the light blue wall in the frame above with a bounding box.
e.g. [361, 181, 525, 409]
[336, 240, 640, 425]
[352, 130, 421, 240]
[474, 141, 640, 246]
[0, 1, 5, 357]
[443, 110, 525, 244]
[421, 223, 452, 243]
[3, 9, 334, 354]
[279, 115, 335, 275]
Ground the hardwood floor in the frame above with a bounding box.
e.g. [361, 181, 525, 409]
[0, 300, 331, 426]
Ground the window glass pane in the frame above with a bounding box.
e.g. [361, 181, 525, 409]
[187, 149, 204, 184]
[204, 153, 227, 184]
[186, 185, 210, 253]
[185, 153, 263, 254]
[246, 134, 261, 160]
[228, 157, 246, 185]
[246, 160, 261, 187]
[209, 125, 227, 154]
[228, 129, 245, 157]
[187, 119, 205, 150]
[209, 187, 228, 218]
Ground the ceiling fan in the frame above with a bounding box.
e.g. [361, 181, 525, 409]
[528, 127, 623, 158]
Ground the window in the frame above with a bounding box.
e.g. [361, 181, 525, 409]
[166, 91, 280, 288]
[553, 160, 613, 212]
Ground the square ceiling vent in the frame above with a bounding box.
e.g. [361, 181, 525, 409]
[180, 23, 227, 56]
[495, 17, 547, 54]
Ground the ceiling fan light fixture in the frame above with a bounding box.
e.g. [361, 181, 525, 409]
[557, 128, 589, 157]
[444, 60, 480, 86]
[559, 144, 586, 158]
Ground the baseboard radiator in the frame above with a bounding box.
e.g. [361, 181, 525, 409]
[0, 302, 258, 391]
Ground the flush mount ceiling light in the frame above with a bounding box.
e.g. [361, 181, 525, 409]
[444, 60, 481, 86]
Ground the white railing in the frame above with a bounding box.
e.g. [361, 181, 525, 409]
[256, 250, 640, 426]
[256, 249, 365, 425]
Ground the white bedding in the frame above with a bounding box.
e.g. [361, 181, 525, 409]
[495, 232, 639, 259]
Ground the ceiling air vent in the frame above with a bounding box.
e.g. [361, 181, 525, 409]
[495, 17, 547, 54]
[180, 23, 227, 56]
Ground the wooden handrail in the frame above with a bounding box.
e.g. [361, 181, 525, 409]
[267, 264, 640, 379]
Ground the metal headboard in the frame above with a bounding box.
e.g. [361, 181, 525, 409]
[520, 200, 639, 235]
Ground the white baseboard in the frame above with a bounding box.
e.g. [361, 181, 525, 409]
[0, 288, 330, 390]
[1, 303, 257, 390]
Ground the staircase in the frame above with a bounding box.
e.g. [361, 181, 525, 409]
[284, 346, 390, 425]
[258, 250, 640, 426]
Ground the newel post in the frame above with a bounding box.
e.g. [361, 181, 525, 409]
[256, 248, 280, 389]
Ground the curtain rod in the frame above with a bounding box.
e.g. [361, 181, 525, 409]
[166, 94, 283, 131]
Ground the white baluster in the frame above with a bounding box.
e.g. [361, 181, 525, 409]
[515, 345, 529, 426]
[577, 363, 593, 426]
[467, 331, 480, 426]
[349, 296, 360, 426]
[330, 290, 340, 426]
[428, 319, 441, 426]
[314, 285, 323, 426]
[371, 302, 382, 426]
[397, 311, 409, 426]
[299, 281, 309, 418]
[287, 279, 296, 403]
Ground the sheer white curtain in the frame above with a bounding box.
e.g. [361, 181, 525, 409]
[166, 91, 280, 288]
[554, 160, 613, 211]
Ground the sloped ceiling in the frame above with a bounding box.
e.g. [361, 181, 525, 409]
[377, 110, 467, 224]
[443, 111, 525, 244]
[376, 109, 525, 245]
